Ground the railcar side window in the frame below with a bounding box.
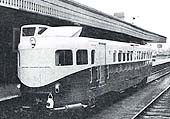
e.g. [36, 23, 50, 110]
[141, 52, 144, 59]
[123, 53, 126, 61]
[147, 52, 149, 59]
[113, 51, 116, 62]
[76, 50, 88, 65]
[130, 51, 133, 61]
[139, 51, 141, 59]
[144, 52, 146, 59]
[22, 27, 36, 36]
[137, 51, 139, 60]
[55, 50, 73, 66]
[149, 52, 152, 59]
[91, 50, 95, 64]
[118, 51, 122, 62]
[127, 51, 130, 61]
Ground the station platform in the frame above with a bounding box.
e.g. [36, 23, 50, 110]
[152, 58, 170, 66]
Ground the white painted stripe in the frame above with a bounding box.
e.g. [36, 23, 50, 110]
[0, 95, 19, 102]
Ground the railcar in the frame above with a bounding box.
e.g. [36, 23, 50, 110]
[17, 24, 153, 110]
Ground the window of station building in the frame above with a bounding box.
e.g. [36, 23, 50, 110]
[76, 50, 88, 65]
[91, 50, 95, 64]
[118, 51, 122, 62]
[55, 50, 73, 66]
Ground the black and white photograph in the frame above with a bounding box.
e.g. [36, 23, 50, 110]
[0, 0, 169, 119]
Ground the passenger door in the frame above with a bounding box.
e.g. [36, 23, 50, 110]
[90, 67, 98, 88]
[98, 43, 107, 86]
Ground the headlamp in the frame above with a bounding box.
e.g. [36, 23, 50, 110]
[30, 37, 36, 48]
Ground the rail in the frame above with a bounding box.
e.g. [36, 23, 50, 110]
[151, 66, 170, 75]
[131, 84, 170, 119]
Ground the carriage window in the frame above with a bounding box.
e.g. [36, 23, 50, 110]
[123, 53, 126, 61]
[138, 51, 140, 59]
[22, 27, 36, 36]
[147, 52, 149, 59]
[136, 51, 139, 60]
[127, 51, 130, 61]
[113, 52, 116, 62]
[141, 52, 143, 59]
[76, 50, 88, 65]
[150, 52, 152, 59]
[38, 27, 47, 35]
[130, 51, 133, 61]
[55, 50, 73, 66]
[144, 52, 146, 59]
[91, 50, 95, 64]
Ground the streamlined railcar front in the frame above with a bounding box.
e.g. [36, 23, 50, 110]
[18, 25, 89, 110]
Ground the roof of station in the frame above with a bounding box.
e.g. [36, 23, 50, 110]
[0, 0, 166, 43]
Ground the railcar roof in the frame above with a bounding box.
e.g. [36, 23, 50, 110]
[21, 24, 82, 37]
[43, 36, 151, 49]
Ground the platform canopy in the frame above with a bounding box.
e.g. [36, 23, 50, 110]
[0, 0, 166, 43]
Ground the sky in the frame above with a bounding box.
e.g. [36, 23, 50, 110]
[74, 0, 170, 50]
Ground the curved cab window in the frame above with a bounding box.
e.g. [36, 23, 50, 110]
[55, 50, 73, 66]
[38, 27, 47, 35]
[76, 50, 88, 65]
[22, 27, 36, 36]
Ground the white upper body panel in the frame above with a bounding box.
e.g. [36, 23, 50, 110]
[18, 25, 153, 87]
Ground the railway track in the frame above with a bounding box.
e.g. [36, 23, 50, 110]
[86, 72, 170, 119]
[131, 85, 170, 119]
